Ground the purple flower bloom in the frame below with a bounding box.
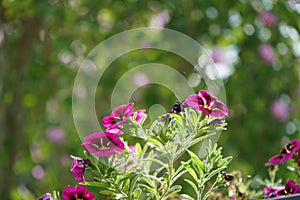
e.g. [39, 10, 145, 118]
[102, 103, 147, 129]
[62, 185, 95, 200]
[135, 109, 147, 124]
[105, 128, 123, 135]
[37, 193, 53, 200]
[277, 180, 300, 196]
[269, 139, 300, 165]
[81, 131, 125, 157]
[259, 11, 277, 27]
[70, 155, 90, 183]
[271, 99, 289, 122]
[186, 90, 228, 117]
[258, 44, 276, 65]
[264, 186, 282, 197]
[102, 103, 134, 129]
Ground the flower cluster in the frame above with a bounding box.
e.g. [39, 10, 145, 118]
[79, 102, 147, 159]
[263, 139, 300, 198]
[264, 180, 300, 198]
[37, 90, 231, 200]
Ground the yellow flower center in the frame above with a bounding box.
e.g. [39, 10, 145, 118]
[203, 104, 211, 110]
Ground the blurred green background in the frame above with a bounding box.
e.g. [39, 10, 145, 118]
[1, 0, 300, 199]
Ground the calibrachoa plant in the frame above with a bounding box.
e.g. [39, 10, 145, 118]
[37, 90, 232, 200]
[263, 139, 300, 199]
[227, 139, 300, 199]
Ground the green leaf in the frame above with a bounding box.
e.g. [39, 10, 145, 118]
[180, 194, 194, 200]
[99, 190, 115, 195]
[83, 181, 111, 188]
[172, 113, 183, 124]
[184, 164, 198, 181]
[205, 166, 227, 181]
[189, 132, 216, 147]
[133, 188, 142, 199]
[187, 150, 205, 170]
[123, 178, 130, 193]
[135, 143, 142, 160]
[147, 138, 163, 148]
[184, 179, 198, 193]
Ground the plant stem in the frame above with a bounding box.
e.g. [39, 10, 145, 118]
[160, 159, 175, 200]
[203, 180, 218, 200]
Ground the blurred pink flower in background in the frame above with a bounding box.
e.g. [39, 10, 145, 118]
[149, 11, 170, 28]
[32, 165, 45, 180]
[205, 46, 238, 80]
[46, 127, 65, 143]
[259, 11, 277, 27]
[133, 73, 150, 87]
[258, 44, 276, 65]
[271, 99, 289, 122]
[211, 48, 228, 64]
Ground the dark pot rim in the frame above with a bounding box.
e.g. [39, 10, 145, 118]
[271, 193, 300, 200]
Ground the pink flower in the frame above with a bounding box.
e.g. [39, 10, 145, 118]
[102, 103, 134, 129]
[258, 44, 276, 65]
[149, 11, 170, 28]
[62, 185, 95, 200]
[271, 99, 289, 122]
[264, 186, 282, 197]
[186, 90, 228, 117]
[277, 180, 300, 196]
[211, 48, 228, 64]
[81, 131, 125, 157]
[259, 11, 277, 27]
[269, 139, 300, 165]
[46, 127, 65, 143]
[102, 103, 147, 129]
[70, 155, 90, 183]
[135, 109, 147, 124]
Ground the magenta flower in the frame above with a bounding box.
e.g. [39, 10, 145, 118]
[277, 180, 300, 196]
[258, 44, 276, 65]
[271, 99, 289, 122]
[135, 109, 147, 124]
[259, 11, 277, 27]
[70, 155, 90, 183]
[81, 131, 125, 157]
[105, 128, 123, 135]
[269, 139, 300, 165]
[264, 180, 300, 198]
[264, 186, 282, 198]
[102, 103, 134, 129]
[186, 90, 228, 117]
[102, 103, 147, 129]
[37, 193, 53, 200]
[62, 185, 95, 200]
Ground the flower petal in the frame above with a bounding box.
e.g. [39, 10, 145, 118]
[82, 132, 125, 157]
